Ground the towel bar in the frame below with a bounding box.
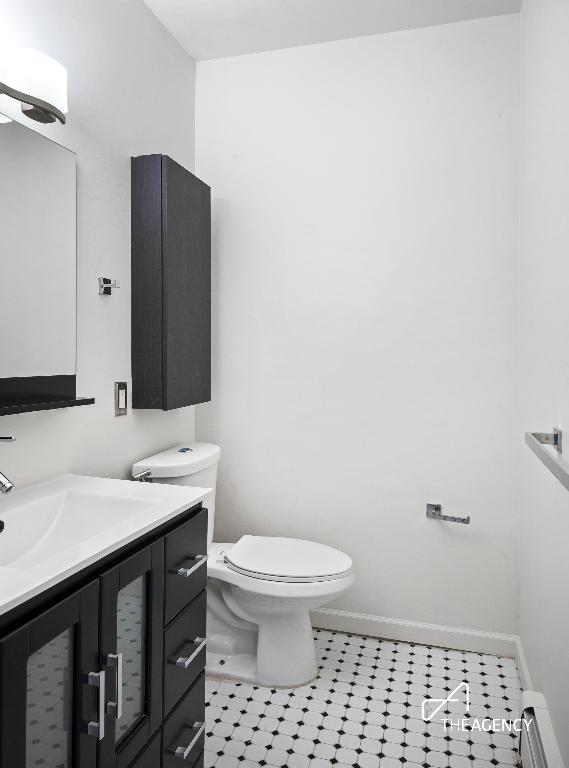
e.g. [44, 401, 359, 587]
[525, 428, 569, 492]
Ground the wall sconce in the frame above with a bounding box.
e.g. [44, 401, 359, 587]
[0, 47, 67, 124]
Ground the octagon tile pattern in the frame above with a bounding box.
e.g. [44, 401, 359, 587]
[204, 629, 521, 768]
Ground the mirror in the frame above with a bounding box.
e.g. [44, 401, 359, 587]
[0, 112, 76, 377]
[0, 112, 92, 414]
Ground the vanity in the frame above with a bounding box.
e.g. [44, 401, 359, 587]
[0, 476, 210, 768]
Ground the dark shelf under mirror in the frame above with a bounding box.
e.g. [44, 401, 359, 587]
[0, 376, 94, 416]
[0, 397, 95, 416]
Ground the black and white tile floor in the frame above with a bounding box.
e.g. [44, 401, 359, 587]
[205, 629, 521, 768]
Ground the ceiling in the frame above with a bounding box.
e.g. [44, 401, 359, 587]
[143, 0, 522, 61]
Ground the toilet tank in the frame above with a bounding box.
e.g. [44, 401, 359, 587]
[132, 443, 221, 544]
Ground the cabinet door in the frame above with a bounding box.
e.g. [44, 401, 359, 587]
[98, 541, 164, 768]
[162, 155, 211, 410]
[0, 581, 100, 768]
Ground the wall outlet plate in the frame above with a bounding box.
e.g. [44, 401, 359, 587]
[114, 382, 127, 416]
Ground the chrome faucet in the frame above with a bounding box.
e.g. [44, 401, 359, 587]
[0, 437, 15, 493]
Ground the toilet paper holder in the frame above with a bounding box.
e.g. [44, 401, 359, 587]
[426, 503, 470, 525]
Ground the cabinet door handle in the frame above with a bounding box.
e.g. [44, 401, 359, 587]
[87, 670, 106, 741]
[174, 721, 206, 760]
[176, 637, 207, 668]
[106, 652, 123, 720]
[177, 554, 208, 579]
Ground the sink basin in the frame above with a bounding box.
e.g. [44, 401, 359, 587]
[0, 490, 161, 569]
[0, 474, 211, 617]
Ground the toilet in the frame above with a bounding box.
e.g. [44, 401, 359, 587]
[132, 443, 354, 687]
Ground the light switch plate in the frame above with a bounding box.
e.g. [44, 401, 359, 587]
[114, 382, 127, 416]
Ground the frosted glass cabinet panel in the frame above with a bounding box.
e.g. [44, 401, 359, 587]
[115, 576, 146, 740]
[26, 628, 74, 768]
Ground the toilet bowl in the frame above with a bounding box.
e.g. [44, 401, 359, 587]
[132, 443, 354, 687]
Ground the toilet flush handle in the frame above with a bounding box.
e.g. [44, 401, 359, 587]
[177, 554, 208, 578]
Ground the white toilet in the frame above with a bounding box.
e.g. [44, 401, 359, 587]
[132, 443, 354, 687]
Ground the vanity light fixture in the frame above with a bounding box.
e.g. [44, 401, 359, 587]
[0, 47, 67, 124]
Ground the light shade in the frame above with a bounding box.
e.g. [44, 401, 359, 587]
[0, 47, 67, 124]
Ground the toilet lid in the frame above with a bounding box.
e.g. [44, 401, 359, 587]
[224, 535, 353, 582]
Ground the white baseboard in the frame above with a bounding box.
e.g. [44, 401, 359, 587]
[515, 636, 533, 690]
[311, 608, 518, 659]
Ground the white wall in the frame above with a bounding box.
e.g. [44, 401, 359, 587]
[0, 0, 197, 487]
[519, 0, 569, 757]
[196, 16, 520, 633]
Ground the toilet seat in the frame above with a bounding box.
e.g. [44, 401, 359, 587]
[224, 535, 353, 583]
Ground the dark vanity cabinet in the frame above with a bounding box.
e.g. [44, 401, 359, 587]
[0, 505, 208, 768]
[131, 155, 211, 411]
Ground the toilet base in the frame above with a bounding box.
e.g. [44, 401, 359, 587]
[207, 583, 319, 687]
[255, 609, 318, 687]
[206, 608, 318, 688]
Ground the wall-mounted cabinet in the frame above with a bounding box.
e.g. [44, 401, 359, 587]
[131, 155, 211, 410]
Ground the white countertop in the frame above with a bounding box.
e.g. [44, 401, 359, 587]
[0, 474, 211, 618]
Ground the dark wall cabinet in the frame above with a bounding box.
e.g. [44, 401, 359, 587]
[0, 505, 208, 768]
[132, 155, 211, 410]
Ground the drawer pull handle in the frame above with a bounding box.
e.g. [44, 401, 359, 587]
[174, 721, 206, 760]
[176, 637, 207, 668]
[87, 670, 106, 741]
[177, 554, 208, 579]
[106, 652, 123, 720]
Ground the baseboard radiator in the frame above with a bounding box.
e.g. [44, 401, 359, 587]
[520, 692, 565, 768]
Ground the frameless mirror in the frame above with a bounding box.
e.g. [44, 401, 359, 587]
[0, 111, 76, 376]
[0, 112, 93, 414]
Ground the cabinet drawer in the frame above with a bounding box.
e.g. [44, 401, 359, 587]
[163, 673, 205, 768]
[128, 733, 161, 768]
[164, 591, 207, 716]
[165, 509, 208, 624]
